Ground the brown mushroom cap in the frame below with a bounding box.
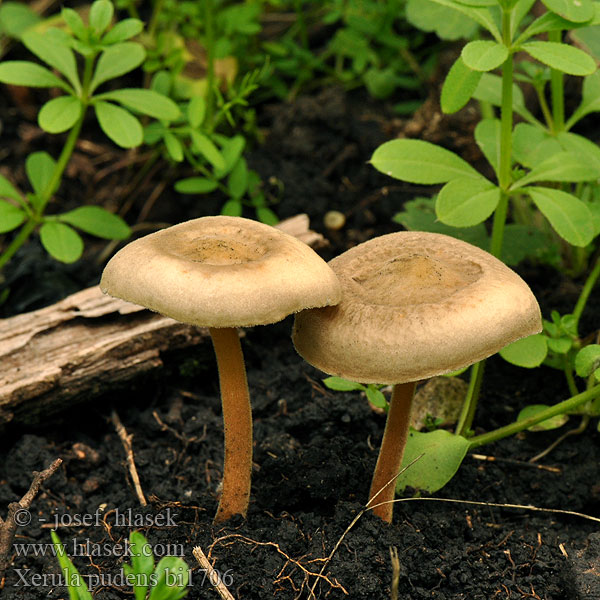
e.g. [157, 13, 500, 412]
[100, 216, 341, 327]
[293, 231, 542, 384]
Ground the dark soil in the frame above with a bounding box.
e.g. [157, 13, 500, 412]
[1, 85, 600, 600]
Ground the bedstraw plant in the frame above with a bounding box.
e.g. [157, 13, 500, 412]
[359, 0, 600, 496]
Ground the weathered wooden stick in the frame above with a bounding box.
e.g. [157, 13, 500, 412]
[0, 215, 325, 426]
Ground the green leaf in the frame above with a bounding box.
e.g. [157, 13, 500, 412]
[0, 174, 22, 202]
[567, 71, 600, 127]
[323, 377, 365, 392]
[371, 139, 482, 184]
[518, 12, 587, 44]
[406, 0, 479, 40]
[474, 118, 500, 175]
[426, 0, 502, 41]
[221, 199, 243, 216]
[256, 206, 279, 225]
[163, 132, 184, 162]
[556, 131, 600, 175]
[124, 531, 154, 600]
[0, 61, 70, 90]
[214, 135, 246, 177]
[174, 178, 218, 194]
[547, 336, 572, 354]
[0, 2, 41, 38]
[462, 40, 509, 71]
[59, 206, 130, 239]
[90, 42, 146, 93]
[436, 178, 500, 226]
[473, 73, 538, 124]
[22, 31, 80, 91]
[575, 345, 600, 377]
[61, 8, 87, 40]
[500, 224, 558, 266]
[365, 386, 387, 409]
[499, 334, 548, 367]
[40, 222, 83, 263]
[441, 56, 483, 114]
[526, 187, 595, 246]
[521, 41, 596, 76]
[517, 404, 568, 431]
[0, 200, 26, 233]
[512, 123, 562, 169]
[396, 429, 470, 494]
[190, 132, 226, 171]
[228, 158, 248, 200]
[26, 151, 56, 199]
[540, 0, 595, 22]
[50, 531, 93, 600]
[94, 101, 143, 148]
[102, 19, 144, 44]
[187, 96, 206, 128]
[96, 88, 180, 121]
[38, 96, 83, 133]
[89, 0, 114, 35]
[393, 196, 489, 246]
[513, 152, 600, 188]
[148, 557, 189, 600]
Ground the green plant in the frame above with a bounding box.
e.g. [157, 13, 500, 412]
[51, 530, 93, 600]
[370, 0, 600, 456]
[260, 0, 436, 108]
[124, 531, 189, 600]
[0, 0, 181, 271]
[132, 0, 275, 222]
[323, 376, 388, 410]
[51, 530, 189, 599]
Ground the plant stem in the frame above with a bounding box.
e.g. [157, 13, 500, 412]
[468, 384, 600, 449]
[490, 11, 514, 258]
[549, 30, 565, 132]
[0, 219, 37, 271]
[572, 253, 600, 335]
[204, 0, 216, 125]
[455, 360, 485, 436]
[368, 381, 416, 523]
[463, 8, 514, 424]
[210, 327, 253, 523]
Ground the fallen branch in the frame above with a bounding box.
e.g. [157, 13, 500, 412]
[0, 215, 325, 427]
[0, 458, 63, 581]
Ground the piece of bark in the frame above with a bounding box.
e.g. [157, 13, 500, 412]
[0, 215, 325, 427]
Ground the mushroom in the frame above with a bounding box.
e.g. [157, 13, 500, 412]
[292, 231, 541, 522]
[100, 216, 341, 523]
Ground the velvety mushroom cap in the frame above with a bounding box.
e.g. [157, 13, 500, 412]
[293, 231, 542, 384]
[100, 216, 341, 327]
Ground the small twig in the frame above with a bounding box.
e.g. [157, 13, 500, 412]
[389, 547, 400, 600]
[0, 457, 63, 578]
[470, 453, 561, 473]
[111, 410, 147, 506]
[529, 415, 590, 463]
[192, 546, 236, 600]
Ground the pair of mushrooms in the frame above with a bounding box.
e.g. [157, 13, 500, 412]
[101, 216, 541, 523]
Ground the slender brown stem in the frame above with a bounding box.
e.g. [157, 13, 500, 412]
[368, 381, 416, 522]
[210, 327, 253, 523]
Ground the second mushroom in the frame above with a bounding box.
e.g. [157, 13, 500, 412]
[101, 216, 341, 523]
[292, 231, 542, 522]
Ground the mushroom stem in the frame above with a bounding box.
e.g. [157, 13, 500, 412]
[368, 381, 417, 523]
[210, 327, 253, 523]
